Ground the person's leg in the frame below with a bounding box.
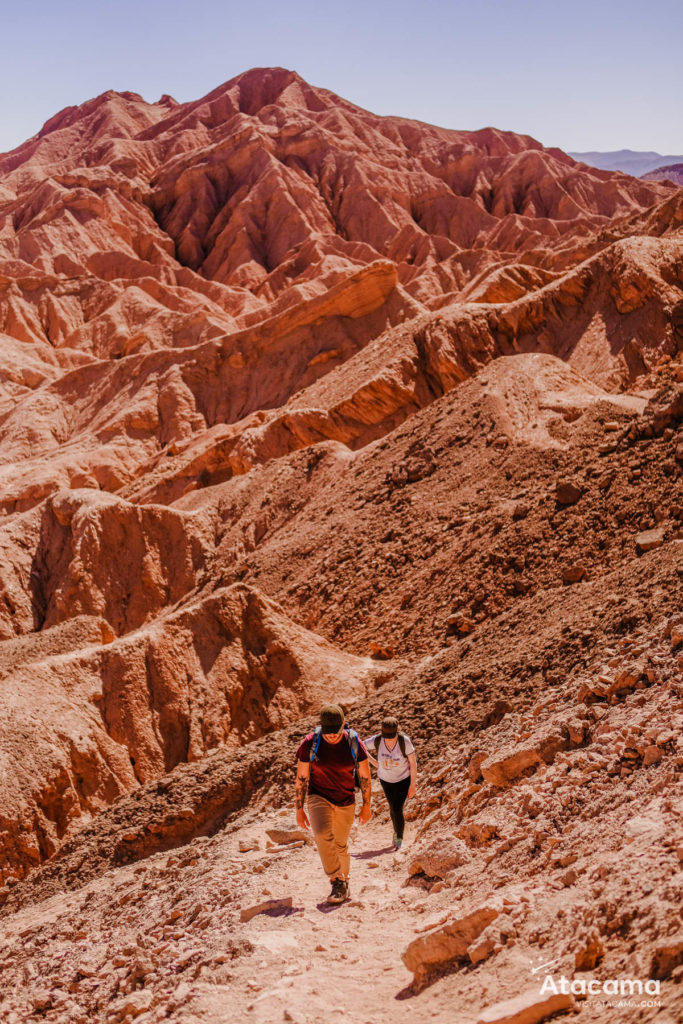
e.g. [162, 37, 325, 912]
[390, 776, 411, 840]
[330, 803, 356, 880]
[380, 778, 400, 838]
[308, 795, 342, 879]
[380, 777, 410, 840]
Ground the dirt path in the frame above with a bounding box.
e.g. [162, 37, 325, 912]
[2, 766, 682, 1024]
[0, 798, 461, 1024]
[201, 807, 440, 1024]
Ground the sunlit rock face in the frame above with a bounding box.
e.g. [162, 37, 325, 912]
[0, 66, 681, 906]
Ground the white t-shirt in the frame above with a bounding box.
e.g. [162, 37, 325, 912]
[364, 734, 414, 783]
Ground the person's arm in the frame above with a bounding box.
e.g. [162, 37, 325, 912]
[295, 758, 311, 830]
[357, 757, 372, 824]
[363, 736, 378, 769]
[407, 752, 417, 799]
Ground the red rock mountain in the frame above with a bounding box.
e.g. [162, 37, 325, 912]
[642, 162, 683, 186]
[0, 68, 681, 1024]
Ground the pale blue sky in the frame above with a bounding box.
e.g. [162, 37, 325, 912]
[1, 0, 681, 155]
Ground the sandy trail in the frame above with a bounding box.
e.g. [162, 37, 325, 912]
[211, 807, 437, 1024]
[0, 797, 460, 1024]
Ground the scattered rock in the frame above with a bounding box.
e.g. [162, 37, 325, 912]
[408, 837, 469, 879]
[575, 933, 604, 969]
[467, 922, 502, 964]
[474, 989, 575, 1024]
[369, 642, 394, 660]
[110, 990, 153, 1020]
[636, 528, 665, 553]
[555, 481, 582, 505]
[643, 745, 663, 766]
[480, 746, 542, 787]
[402, 903, 501, 985]
[446, 612, 476, 635]
[238, 838, 261, 852]
[240, 897, 293, 923]
[651, 934, 683, 979]
[265, 829, 309, 846]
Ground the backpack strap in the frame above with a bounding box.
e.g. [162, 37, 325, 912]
[345, 728, 359, 767]
[374, 734, 408, 758]
[310, 727, 322, 763]
[311, 727, 359, 764]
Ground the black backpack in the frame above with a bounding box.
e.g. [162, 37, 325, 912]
[310, 726, 361, 789]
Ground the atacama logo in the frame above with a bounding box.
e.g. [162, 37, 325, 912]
[540, 975, 661, 997]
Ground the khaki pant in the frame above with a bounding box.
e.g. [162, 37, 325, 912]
[308, 794, 356, 880]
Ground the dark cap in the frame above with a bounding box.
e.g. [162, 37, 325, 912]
[381, 716, 399, 738]
[320, 704, 344, 733]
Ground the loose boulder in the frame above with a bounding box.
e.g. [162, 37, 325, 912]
[402, 903, 501, 985]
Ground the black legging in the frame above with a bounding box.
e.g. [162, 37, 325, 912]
[380, 776, 411, 840]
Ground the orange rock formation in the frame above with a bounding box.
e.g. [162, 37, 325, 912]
[0, 67, 681, 1024]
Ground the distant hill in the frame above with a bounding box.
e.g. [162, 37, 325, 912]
[641, 162, 683, 185]
[570, 149, 683, 176]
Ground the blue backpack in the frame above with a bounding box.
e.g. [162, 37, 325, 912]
[310, 726, 361, 789]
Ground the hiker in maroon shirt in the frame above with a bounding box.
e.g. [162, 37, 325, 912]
[295, 704, 371, 904]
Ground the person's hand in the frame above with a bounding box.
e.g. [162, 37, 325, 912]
[296, 808, 310, 831]
[408, 785, 417, 799]
[358, 804, 372, 825]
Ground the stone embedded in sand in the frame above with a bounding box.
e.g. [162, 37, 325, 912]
[109, 990, 153, 1020]
[467, 922, 503, 964]
[408, 836, 469, 879]
[667, 615, 683, 646]
[239, 897, 293, 923]
[575, 933, 604, 969]
[475, 990, 575, 1024]
[238, 838, 260, 852]
[446, 612, 476, 635]
[468, 751, 488, 783]
[650, 933, 683, 979]
[402, 903, 501, 984]
[369, 641, 394, 660]
[480, 718, 584, 788]
[561, 565, 585, 583]
[555, 480, 582, 505]
[636, 528, 665, 553]
[32, 992, 52, 1012]
[480, 746, 542, 787]
[265, 828, 310, 845]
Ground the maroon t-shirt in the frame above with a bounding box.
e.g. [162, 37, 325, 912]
[297, 731, 368, 807]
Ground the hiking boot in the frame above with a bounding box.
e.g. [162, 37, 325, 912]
[394, 837, 403, 849]
[326, 878, 349, 904]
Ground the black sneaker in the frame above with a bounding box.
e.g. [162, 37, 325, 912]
[326, 878, 349, 904]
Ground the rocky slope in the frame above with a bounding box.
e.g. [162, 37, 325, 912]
[0, 67, 682, 1024]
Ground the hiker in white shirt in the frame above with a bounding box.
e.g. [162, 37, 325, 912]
[364, 716, 417, 849]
